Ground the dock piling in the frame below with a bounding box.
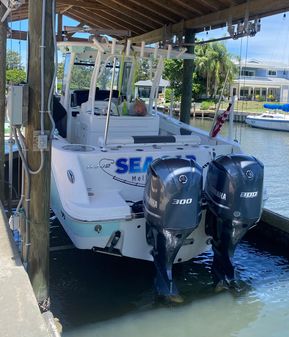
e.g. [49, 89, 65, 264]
[180, 29, 195, 125]
[25, 0, 54, 306]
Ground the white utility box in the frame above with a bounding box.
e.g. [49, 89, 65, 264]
[7, 84, 28, 126]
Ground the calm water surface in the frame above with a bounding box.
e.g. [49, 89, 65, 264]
[51, 119, 289, 337]
[51, 241, 289, 337]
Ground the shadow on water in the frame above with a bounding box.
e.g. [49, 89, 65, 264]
[50, 224, 289, 337]
[50, 249, 155, 329]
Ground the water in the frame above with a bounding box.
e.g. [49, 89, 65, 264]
[50, 241, 289, 337]
[191, 118, 289, 218]
[50, 120, 289, 336]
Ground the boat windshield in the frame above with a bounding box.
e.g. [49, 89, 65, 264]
[70, 62, 93, 90]
[262, 114, 275, 118]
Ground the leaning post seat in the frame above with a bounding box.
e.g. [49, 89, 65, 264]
[77, 111, 161, 145]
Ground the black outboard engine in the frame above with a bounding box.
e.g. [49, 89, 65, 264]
[205, 154, 264, 288]
[144, 158, 203, 298]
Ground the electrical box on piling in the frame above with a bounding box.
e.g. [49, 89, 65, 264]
[7, 84, 28, 126]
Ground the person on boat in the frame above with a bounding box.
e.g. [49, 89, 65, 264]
[130, 98, 147, 116]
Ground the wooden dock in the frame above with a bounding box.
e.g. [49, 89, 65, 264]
[0, 202, 60, 337]
[247, 208, 289, 252]
[158, 106, 261, 123]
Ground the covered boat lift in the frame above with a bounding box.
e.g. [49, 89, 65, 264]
[0, 0, 289, 311]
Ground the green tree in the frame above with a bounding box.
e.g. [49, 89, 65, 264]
[195, 42, 237, 98]
[163, 59, 183, 100]
[97, 66, 111, 89]
[6, 50, 22, 69]
[6, 49, 26, 84]
[71, 65, 93, 89]
[163, 59, 204, 101]
[57, 62, 64, 80]
[136, 59, 151, 81]
[6, 68, 26, 84]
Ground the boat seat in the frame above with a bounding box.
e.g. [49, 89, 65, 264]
[71, 89, 119, 107]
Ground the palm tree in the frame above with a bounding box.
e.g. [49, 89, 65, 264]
[195, 43, 211, 97]
[195, 42, 237, 98]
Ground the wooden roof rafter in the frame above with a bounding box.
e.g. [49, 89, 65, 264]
[67, 9, 113, 31]
[89, 0, 160, 30]
[144, 0, 197, 20]
[78, 7, 145, 35]
[5, 0, 289, 46]
[176, 0, 220, 13]
[120, 0, 181, 23]
[107, 0, 170, 26]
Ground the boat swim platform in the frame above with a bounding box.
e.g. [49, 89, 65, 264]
[0, 202, 60, 337]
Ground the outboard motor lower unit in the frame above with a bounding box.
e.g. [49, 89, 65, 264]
[205, 154, 264, 287]
[144, 158, 203, 298]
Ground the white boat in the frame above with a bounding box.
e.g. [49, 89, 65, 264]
[51, 40, 264, 297]
[245, 112, 289, 131]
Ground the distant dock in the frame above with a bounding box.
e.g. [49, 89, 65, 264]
[158, 106, 261, 123]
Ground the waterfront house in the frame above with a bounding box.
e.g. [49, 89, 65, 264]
[231, 59, 289, 103]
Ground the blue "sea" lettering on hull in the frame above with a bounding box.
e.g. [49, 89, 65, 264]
[115, 155, 196, 174]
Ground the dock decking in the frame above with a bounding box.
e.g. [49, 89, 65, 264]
[0, 203, 59, 337]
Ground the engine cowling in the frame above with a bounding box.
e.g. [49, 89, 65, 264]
[144, 158, 203, 299]
[144, 157, 203, 231]
[205, 154, 264, 225]
[204, 154, 264, 287]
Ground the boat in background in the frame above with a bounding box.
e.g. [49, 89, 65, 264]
[245, 103, 289, 131]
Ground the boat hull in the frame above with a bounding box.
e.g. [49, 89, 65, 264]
[51, 173, 210, 262]
[50, 113, 240, 264]
[245, 116, 289, 131]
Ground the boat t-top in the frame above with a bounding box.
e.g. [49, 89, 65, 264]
[51, 38, 264, 299]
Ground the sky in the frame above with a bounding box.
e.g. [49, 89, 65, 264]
[6, 11, 289, 68]
[196, 12, 289, 64]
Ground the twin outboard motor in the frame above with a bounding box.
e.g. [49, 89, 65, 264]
[205, 154, 264, 287]
[144, 158, 203, 298]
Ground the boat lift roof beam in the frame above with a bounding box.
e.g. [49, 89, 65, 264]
[130, 0, 289, 44]
[0, 0, 25, 23]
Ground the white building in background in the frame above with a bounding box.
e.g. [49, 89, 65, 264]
[134, 78, 170, 102]
[231, 59, 289, 103]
